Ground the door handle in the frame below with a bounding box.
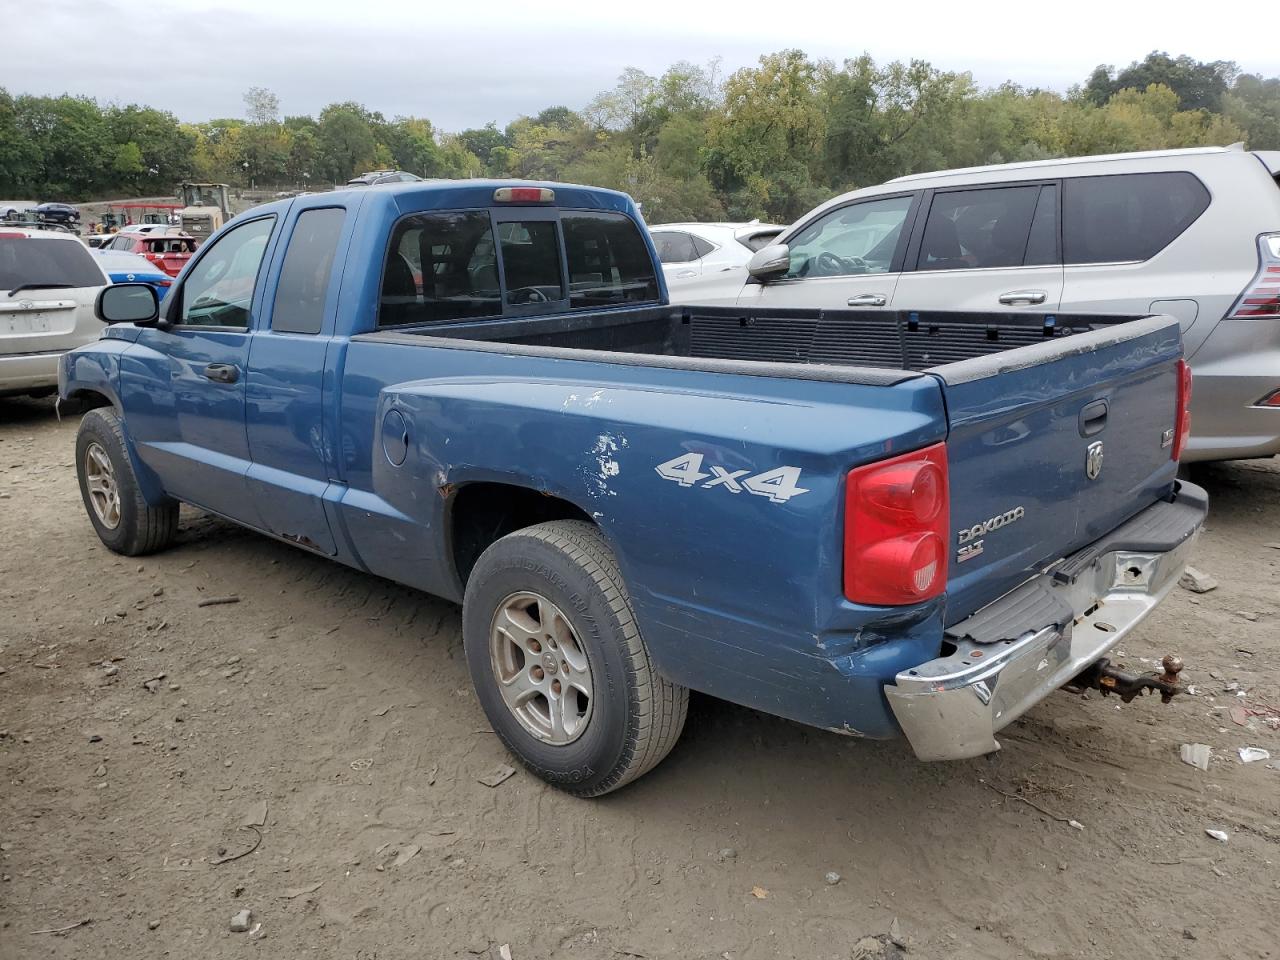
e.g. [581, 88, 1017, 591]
[998, 290, 1047, 305]
[847, 294, 887, 307]
[203, 363, 239, 384]
[675, 270, 697, 279]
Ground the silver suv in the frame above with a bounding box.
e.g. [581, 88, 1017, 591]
[740, 146, 1280, 463]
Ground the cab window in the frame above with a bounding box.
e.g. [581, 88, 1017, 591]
[176, 216, 274, 328]
[379, 211, 501, 326]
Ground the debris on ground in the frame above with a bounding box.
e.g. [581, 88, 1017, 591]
[1179, 567, 1218, 594]
[1205, 829, 1229, 843]
[1180, 743, 1212, 771]
[279, 881, 323, 899]
[392, 844, 421, 867]
[198, 595, 241, 608]
[823, 871, 841, 885]
[241, 800, 268, 827]
[29, 918, 92, 935]
[715, 847, 738, 862]
[888, 917, 907, 949]
[750, 886, 769, 899]
[229, 909, 253, 932]
[1238, 747, 1270, 763]
[476, 764, 516, 787]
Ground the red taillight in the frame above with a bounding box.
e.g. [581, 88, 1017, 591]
[1172, 359, 1192, 462]
[844, 443, 949, 606]
[1256, 389, 1280, 408]
[1227, 236, 1280, 318]
[0, 231, 26, 238]
[494, 186, 555, 203]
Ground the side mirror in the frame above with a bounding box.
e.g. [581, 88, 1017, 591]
[746, 243, 791, 280]
[96, 283, 160, 325]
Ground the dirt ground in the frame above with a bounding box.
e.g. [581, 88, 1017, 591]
[1, 395, 1277, 960]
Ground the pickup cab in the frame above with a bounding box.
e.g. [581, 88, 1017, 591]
[60, 180, 1206, 795]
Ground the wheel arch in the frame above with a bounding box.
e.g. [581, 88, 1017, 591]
[446, 481, 599, 593]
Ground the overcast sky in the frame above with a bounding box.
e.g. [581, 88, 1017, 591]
[3, 0, 1277, 131]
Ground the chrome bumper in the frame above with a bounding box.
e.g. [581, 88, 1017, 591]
[885, 484, 1206, 761]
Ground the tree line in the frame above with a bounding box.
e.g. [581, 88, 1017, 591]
[2, 50, 1278, 223]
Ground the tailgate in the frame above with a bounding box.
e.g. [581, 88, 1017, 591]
[936, 316, 1183, 621]
[0, 297, 86, 355]
[146, 252, 190, 277]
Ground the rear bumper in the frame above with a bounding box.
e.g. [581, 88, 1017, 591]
[885, 482, 1207, 761]
[0, 350, 64, 394]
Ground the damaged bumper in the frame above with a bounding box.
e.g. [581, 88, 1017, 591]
[885, 481, 1208, 761]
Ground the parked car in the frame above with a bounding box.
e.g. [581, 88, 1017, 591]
[117, 223, 177, 235]
[62, 179, 1203, 795]
[737, 145, 1280, 463]
[346, 170, 424, 186]
[649, 221, 784, 302]
[34, 202, 81, 225]
[1, 201, 36, 220]
[104, 231, 198, 277]
[83, 234, 114, 249]
[1, 228, 108, 397]
[92, 249, 173, 296]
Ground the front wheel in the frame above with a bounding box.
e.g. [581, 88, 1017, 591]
[462, 521, 688, 797]
[75, 408, 178, 555]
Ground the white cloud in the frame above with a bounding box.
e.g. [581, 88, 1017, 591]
[2, 0, 1275, 130]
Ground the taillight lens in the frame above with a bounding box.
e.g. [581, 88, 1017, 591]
[844, 443, 949, 605]
[1255, 389, 1280, 408]
[1227, 235, 1280, 318]
[1172, 359, 1192, 462]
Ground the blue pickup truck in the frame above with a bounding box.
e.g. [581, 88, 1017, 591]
[61, 180, 1206, 795]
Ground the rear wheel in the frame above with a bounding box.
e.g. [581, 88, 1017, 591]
[75, 408, 178, 556]
[462, 520, 688, 796]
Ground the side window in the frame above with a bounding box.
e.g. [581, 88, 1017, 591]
[691, 236, 717, 258]
[1063, 172, 1210, 264]
[272, 207, 345, 335]
[651, 231, 697, 264]
[786, 195, 913, 278]
[176, 216, 274, 328]
[917, 186, 1040, 271]
[1023, 185, 1058, 266]
[379, 211, 500, 327]
[498, 220, 564, 306]
[562, 211, 659, 308]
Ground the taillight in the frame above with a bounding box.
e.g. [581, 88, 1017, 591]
[1255, 389, 1280, 408]
[1172, 359, 1192, 462]
[844, 443, 949, 605]
[1227, 235, 1280, 318]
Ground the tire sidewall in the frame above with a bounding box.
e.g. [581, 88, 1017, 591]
[463, 532, 634, 795]
[75, 411, 141, 553]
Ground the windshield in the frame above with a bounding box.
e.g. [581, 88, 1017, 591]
[0, 237, 103, 291]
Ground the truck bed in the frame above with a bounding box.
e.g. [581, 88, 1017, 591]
[359, 305, 1141, 383]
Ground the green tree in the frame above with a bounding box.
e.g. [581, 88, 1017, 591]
[1085, 51, 1237, 112]
[316, 102, 377, 182]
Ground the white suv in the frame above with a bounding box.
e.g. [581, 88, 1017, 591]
[740, 146, 1280, 463]
[1, 229, 109, 397]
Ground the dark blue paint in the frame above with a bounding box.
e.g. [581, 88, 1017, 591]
[59, 179, 1183, 742]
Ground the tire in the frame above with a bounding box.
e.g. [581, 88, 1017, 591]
[462, 520, 688, 797]
[75, 408, 178, 556]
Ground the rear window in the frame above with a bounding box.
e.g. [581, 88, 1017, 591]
[145, 237, 196, 253]
[272, 207, 345, 335]
[562, 211, 659, 308]
[499, 220, 564, 306]
[380, 211, 501, 326]
[1063, 172, 1209, 264]
[0, 236, 103, 291]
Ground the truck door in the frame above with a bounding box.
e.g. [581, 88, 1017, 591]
[121, 215, 277, 523]
[891, 183, 1064, 314]
[243, 203, 353, 554]
[738, 193, 917, 311]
